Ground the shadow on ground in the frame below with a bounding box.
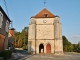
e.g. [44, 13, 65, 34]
[9, 49, 33, 60]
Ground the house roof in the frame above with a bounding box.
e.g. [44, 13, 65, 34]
[31, 8, 59, 18]
[0, 6, 11, 22]
[9, 29, 15, 37]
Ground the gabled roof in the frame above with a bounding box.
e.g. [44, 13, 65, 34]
[31, 8, 59, 18]
[0, 6, 11, 22]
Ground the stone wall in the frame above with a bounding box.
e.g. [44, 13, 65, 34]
[36, 25, 54, 39]
[28, 18, 36, 54]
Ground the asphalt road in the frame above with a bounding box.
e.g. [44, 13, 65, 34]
[9, 49, 32, 60]
[9, 49, 80, 60]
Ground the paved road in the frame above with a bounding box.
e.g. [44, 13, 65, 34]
[26, 53, 80, 60]
[9, 49, 32, 60]
[10, 49, 80, 60]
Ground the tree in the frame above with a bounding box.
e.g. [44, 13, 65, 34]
[73, 44, 77, 52]
[62, 36, 74, 52]
[15, 31, 21, 42]
[77, 42, 80, 53]
[14, 26, 28, 49]
[18, 38, 22, 48]
[21, 27, 28, 50]
[68, 44, 74, 52]
[21, 27, 28, 46]
[14, 31, 21, 48]
[63, 36, 68, 51]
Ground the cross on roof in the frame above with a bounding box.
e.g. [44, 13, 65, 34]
[44, 0, 46, 7]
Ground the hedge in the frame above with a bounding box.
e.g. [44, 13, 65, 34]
[0, 50, 12, 60]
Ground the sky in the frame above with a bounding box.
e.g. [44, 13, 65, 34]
[0, 0, 80, 44]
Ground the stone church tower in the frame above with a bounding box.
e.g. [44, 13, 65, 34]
[28, 8, 63, 55]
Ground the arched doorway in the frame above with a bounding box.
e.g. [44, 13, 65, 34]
[39, 44, 44, 53]
[46, 43, 51, 53]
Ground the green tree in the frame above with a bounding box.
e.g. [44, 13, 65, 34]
[21, 27, 28, 46]
[73, 44, 77, 52]
[62, 36, 74, 52]
[68, 44, 74, 52]
[77, 42, 80, 53]
[20, 27, 28, 50]
[14, 27, 28, 49]
[14, 31, 21, 47]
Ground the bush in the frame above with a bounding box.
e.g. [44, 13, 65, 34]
[77, 48, 80, 53]
[0, 50, 12, 60]
[22, 45, 27, 51]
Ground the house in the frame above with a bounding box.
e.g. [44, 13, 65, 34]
[28, 8, 63, 55]
[8, 28, 15, 50]
[0, 6, 11, 51]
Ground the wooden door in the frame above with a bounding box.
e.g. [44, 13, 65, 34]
[0, 37, 4, 51]
[46, 44, 51, 53]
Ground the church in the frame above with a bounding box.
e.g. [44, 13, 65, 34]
[28, 8, 63, 55]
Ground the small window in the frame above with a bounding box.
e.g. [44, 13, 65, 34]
[6, 20, 9, 32]
[44, 14, 48, 17]
[0, 11, 3, 28]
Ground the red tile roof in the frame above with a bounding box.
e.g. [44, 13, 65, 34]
[31, 8, 59, 18]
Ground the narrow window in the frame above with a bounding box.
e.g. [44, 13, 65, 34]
[6, 20, 9, 32]
[0, 11, 3, 28]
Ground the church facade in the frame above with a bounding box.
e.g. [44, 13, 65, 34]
[28, 8, 63, 55]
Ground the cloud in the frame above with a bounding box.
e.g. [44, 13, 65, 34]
[67, 35, 80, 44]
[68, 35, 80, 39]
